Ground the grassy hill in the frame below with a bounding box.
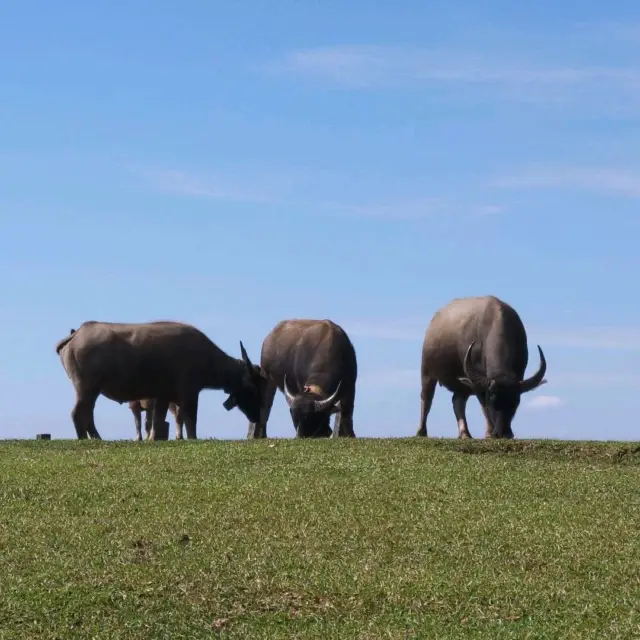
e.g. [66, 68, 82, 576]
[1, 437, 639, 639]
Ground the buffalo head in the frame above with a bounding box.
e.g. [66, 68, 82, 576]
[222, 341, 265, 424]
[458, 341, 547, 439]
[282, 376, 342, 438]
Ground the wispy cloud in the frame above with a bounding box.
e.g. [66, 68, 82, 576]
[345, 319, 640, 351]
[321, 199, 508, 221]
[491, 167, 640, 198]
[131, 166, 501, 221]
[129, 167, 283, 204]
[525, 395, 564, 410]
[274, 45, 640, 107]
[322, 198, 448, 221]
[475, 204, 508, 216]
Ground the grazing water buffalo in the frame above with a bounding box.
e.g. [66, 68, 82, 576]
[55, 321, 263, 440]
[129, 399, 183, 442]
[247, 319, 358, 439]
[417, 296, 547, 439]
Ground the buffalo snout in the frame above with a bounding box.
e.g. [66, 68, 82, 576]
[490, 420, 515, 439]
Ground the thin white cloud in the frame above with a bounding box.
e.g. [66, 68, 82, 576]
[274, 45, 640, 106]
[491, 167, 640, 198]
[130, 166, 501, 222]
[129, 167, 281, 204]
[322, 198, 448, 221]
[525, 395, 564, 410]
[320, 199, 508, 221]
[475, 204, 508, 216]
[278, 46, 623, 86]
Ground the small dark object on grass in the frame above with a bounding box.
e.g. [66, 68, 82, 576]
[36, 434, 51, 440]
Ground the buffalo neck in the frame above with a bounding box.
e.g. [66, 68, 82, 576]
[200, 347, 246, 392]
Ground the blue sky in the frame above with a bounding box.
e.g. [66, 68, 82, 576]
[1, 1, 638, 441]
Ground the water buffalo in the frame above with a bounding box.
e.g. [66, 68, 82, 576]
[247, 319, 357, 439]
[55, 321, 263, 440]
[129, 399, 183, 442]
[416, 296, 547, 439]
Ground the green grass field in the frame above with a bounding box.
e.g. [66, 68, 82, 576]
[1, 438, 639, 639]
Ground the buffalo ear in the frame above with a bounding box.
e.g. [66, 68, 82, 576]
[239, 341, 254, 369]
[458, 377, 475, 389]
[538, 378, 548, 387]
[330, 401, 341, 415]
[240, 342, 263, 384]
[223, 395, 238, 411]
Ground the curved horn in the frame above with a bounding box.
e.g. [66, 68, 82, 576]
[462, 341, 492, 390]
[283, 375, 297, 407]
[520, 345, 547, 393]
[313, 381, 342, 412]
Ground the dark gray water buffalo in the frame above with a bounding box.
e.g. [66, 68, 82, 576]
[129, 399, 183, 442]
[417, 296, 547, 439]
[247, 319, 358, 439]
[55, 321, 263, 440]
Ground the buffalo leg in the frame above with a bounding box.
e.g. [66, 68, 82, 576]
[172, 405, 185, 440]
[131, 404, 143, 442]
[144, 406, 154, 440]
[333, 393, 356, 438]
[480, 404, 493, 439]
[86, 412, 102, 440]
[71, 391, 100, 440]
[248, 381, 277, 439]
[71, 401, 89, 440]
[416, 377, 437, 437]
[149, 399, 170, 441]
[181, 394, 199, 439]
[452, 393, 473, 439]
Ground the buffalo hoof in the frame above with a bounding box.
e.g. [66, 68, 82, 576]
[247, 423, 266, 439]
